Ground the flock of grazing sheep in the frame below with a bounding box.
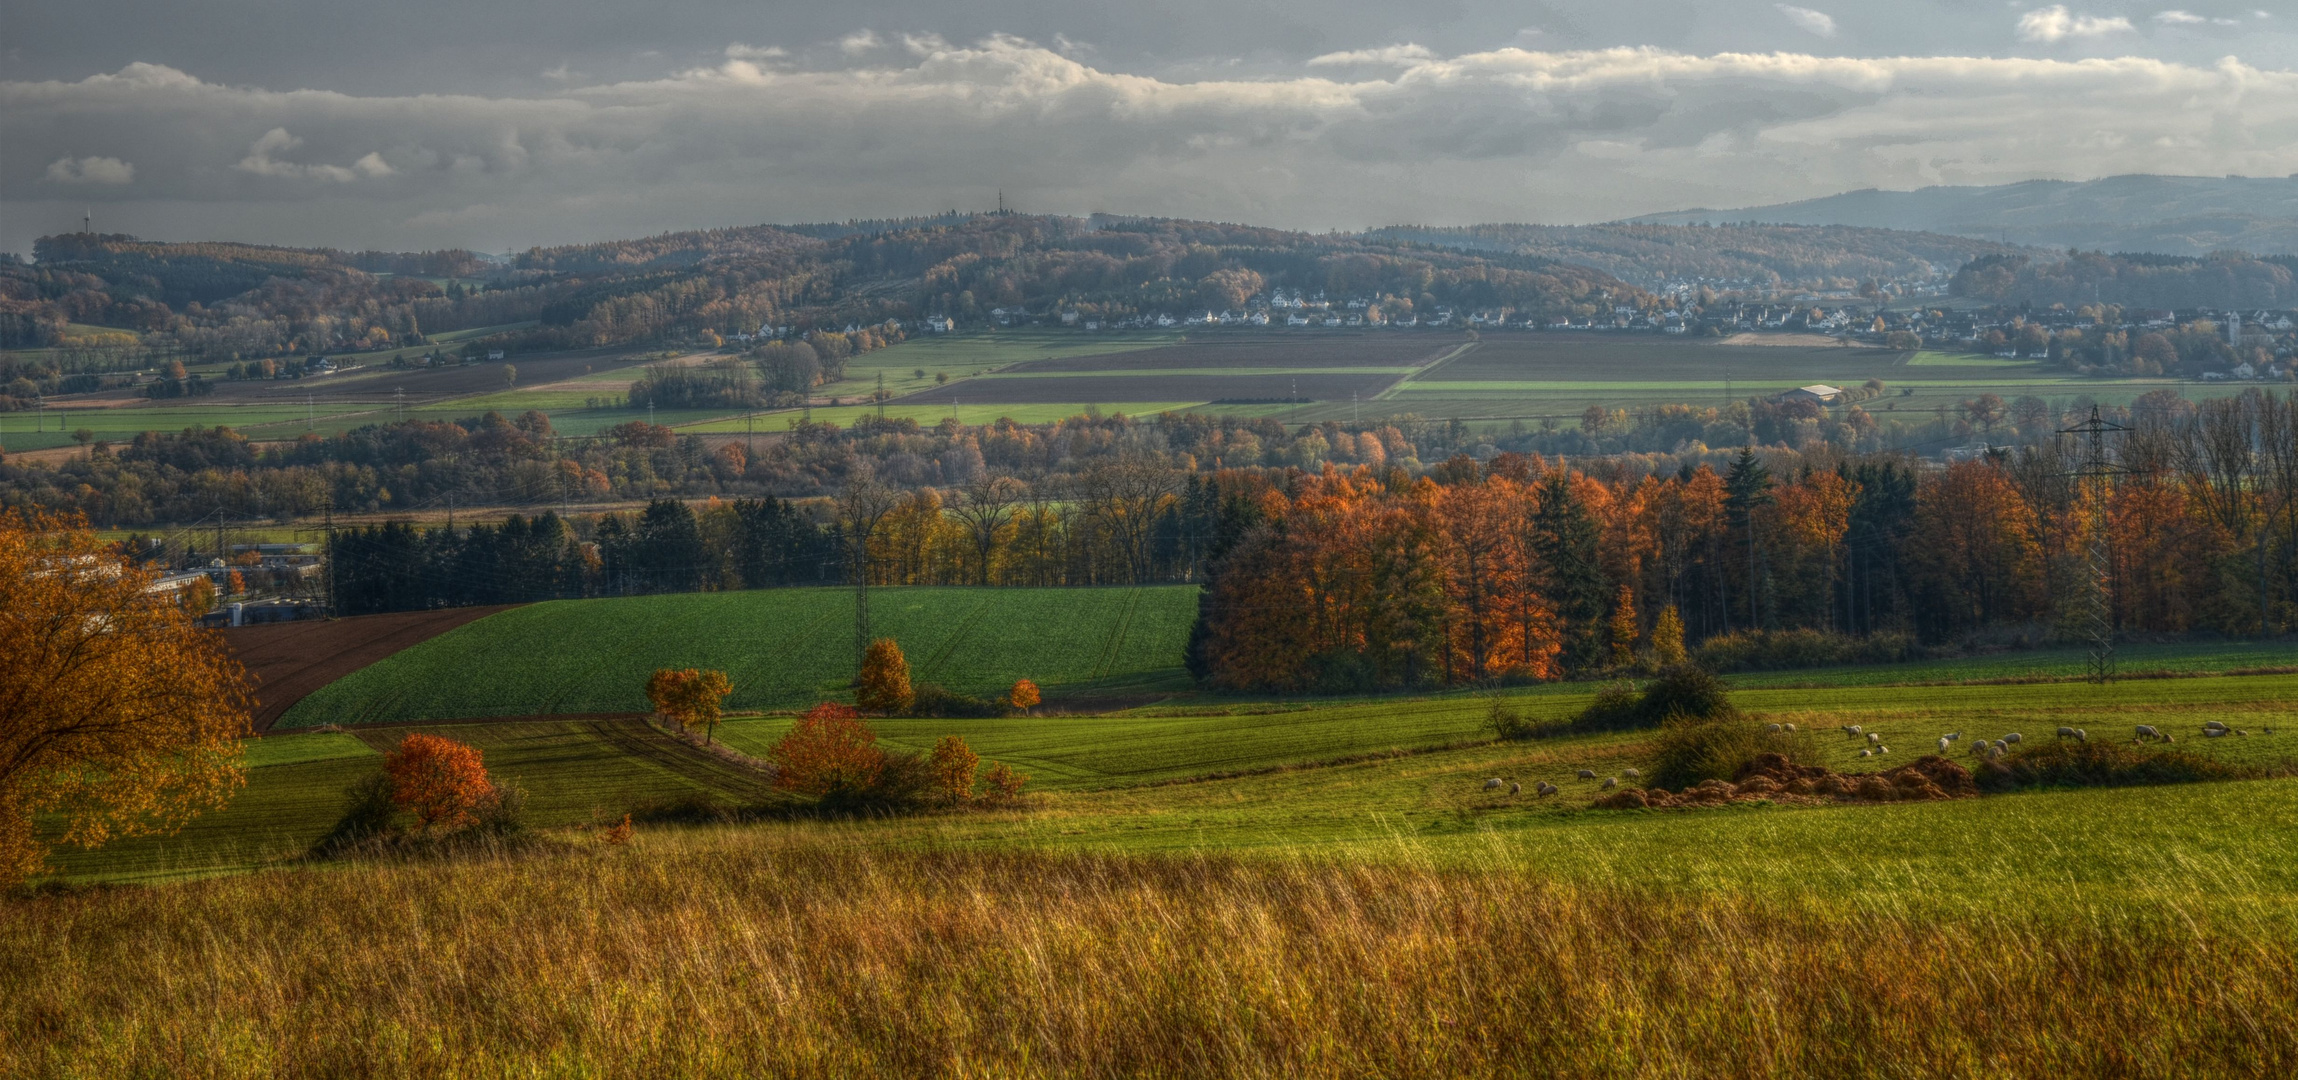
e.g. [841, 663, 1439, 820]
[1475, 718, 2273, 797]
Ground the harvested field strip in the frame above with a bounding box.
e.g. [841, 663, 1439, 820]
[224, 606, 521, 731]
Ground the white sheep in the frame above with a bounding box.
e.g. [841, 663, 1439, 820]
[1945, 731, 1963, 741]
[1987, 744, 2005, 761]
[1536, 781, 1558, 797]
[1858, 749, 1872, 759]
[1782, 723, 1797, 733]
[2205, 720, 2227, 730]
[1624, 768, 1640, 778]
[1510, 782, 1522, 795]
[1484, 778, 1503, 791]
[2135, 725, 2161, 741]
[1601, 776, 1618, 790]
[1843, 724, 1864, 738]
[1577, 769, 1597, 780]
[1878, 746, 1890, 755]
[1767, 723, 1781, 733]
[2056, 726, 2079, 740]
[1868, 732, 1883, 746]
[2205, 728, 2228, 738]
[2076, 728, 2087, 742]
[2003, 733, 2023, 745]
[1938, 737, 1952, 753]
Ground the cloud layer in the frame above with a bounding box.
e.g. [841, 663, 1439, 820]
[5, 39, 2297, 251]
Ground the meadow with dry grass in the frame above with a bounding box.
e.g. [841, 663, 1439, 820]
[9, 815, 2298, 1079]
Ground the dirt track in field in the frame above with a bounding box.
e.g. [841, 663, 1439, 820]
[224, 606, 520, 732]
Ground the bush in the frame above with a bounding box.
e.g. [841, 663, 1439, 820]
[770, 703, 884, 798]
[1694, 629, 1919, 673]
[308, 773, 398, 858]
[1974, 741, 2241, 793]
[1485, 699, 1541, 741]
[1572, 665, 1736, 732]
[1644, 717, 1821, 792]
[384, 734, 495, 832]
[907, 684, 1009, 719]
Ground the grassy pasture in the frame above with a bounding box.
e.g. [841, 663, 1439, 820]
[279, 585, 1200, 727]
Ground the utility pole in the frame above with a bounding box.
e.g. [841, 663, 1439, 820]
[2060, 404, 2129, 683]
[875, 372, 887, 423]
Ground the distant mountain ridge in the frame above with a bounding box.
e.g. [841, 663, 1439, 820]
[1630, 175, 2298, 256]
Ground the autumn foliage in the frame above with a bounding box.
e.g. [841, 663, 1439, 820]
[856, 638, 914, 714]
[929, 735, 981, 805]
[1008, 679, 1041, 712]
[770, 703, 885, 798]
[0, 510, 252, 883]
[981, 761, 1030, 806]
[645, 668, 735, 741]
[383, 734, 495, 832]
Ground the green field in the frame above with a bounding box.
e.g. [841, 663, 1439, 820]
[280, 585, 1199, 726]
[817, 329, 1179, 399]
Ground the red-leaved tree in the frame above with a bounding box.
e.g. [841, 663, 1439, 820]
[383, 733, 494, 831]
[769, 703, 884, 798]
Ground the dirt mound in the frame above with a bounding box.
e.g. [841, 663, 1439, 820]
[1592, 753, 1980, 810]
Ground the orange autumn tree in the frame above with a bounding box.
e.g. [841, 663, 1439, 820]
[929, 735, 980, 805]
[383, 733, 494, 832]
[0, 510, 253, 883]
[646, 668, 735, 743]
[855, 638, 914, 714]
[770, 703, 885, 798]
[1008, 679, 1041, 712]
[1608, 585, 1639, 668]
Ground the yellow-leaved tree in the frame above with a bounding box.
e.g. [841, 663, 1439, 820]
[855, 638, 914, 714]
[0, 511, 253, 882]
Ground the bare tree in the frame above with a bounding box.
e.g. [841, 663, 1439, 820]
[948, 473, 1026, 586]
[835, 468, 904, 669]
[1079, 457, 1180, 584]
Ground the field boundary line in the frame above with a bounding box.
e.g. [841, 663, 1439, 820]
[1375, 338, 1480, 401]
[918, 595, 993, 685]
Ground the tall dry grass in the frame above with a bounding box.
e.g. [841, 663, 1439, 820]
[5, 829, 2292, 1079]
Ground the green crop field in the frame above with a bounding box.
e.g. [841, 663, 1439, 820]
[280, 585, 1200, 727]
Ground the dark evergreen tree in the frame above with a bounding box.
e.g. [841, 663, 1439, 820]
[1530, 472, 1607, 672]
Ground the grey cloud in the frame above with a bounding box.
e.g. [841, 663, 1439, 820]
[4, 40, 2296, 252]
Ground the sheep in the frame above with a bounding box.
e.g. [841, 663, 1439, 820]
[1484, 778, 1503, 791]
[1939, 737, 1952, 753]
[1782, 723, 1797, 733]
[1510, 782, 1522, 795]
[1858, 749, 1872, 759]
[1868, 732, 1883, 746]
[1987, 744, 2005, 761]
[2135, 724, 2161, 741]
[1843, 724, 1864, 738]
[1878, 746, 1890, 755]
[1577, 769, 1598, 780]
[1602, 777, 1618, 790]
[2076, 728, 2087, 742]
[2205, 728, 2229, 738]
[1624, 768, 1640, 778]
[1945, 732, 1963, 741]
[2003, 732, 2023, 745]
[1536, 782, 1558, 797]
[2056, 726, 2079, 740]
[2237, 729, 2250, 737]
[1767, 723, 1782, 733]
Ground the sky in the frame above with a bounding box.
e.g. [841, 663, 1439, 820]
[5, 1, 2297, 254]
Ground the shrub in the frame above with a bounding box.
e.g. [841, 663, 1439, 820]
[600, 814, 633, 846]
[908, 684, 1008, 719]
[851, 752, 936, 810]
[856, 639, 914, 714]
[1571, 665, 1736, 733]
[770, 703, 884, 798]
[929, 736, 980, 805]
[1485, 698, 1540, 741]
[1974, 741, 2241, 793]
[981, 761, 1029, 806]
[1644, 717, 1821, 792]
[383, 734, 494, 832]
[1694, 629, 1919, 673]
[308, 773, 398, 857]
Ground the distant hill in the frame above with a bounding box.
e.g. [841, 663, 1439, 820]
[1630, 175, 2298, 256]
[1362, 222, 2028, 290]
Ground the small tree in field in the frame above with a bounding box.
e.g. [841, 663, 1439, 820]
[770, 703, 885, 798]
[981, 761, 1030, 806]
[856, 638, 914, 714]
[646, 668, 735, 742]
[383, 733, 493, 832]
[929, 735, 980, 805]
[1650, 605, 1688, 668]
[1608, 586, 1638, 668]
[1008, 678, 1041, 713]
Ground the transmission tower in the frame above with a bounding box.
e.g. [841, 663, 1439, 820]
[2059, 405, 2128, 683]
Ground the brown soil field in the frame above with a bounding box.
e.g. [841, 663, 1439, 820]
[1007, 333, 1469, 373]
[223, 606, 518, 731]
[54, 349, 661, 413]
[900, 371, 1403, 404]
[1422, 333, 1912, 383]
